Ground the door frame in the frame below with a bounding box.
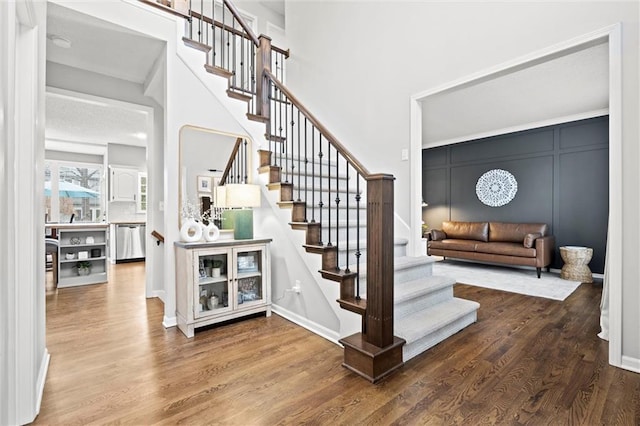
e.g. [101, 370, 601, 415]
[409, 23, 622, 368]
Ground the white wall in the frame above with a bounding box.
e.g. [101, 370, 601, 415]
[1, 0, 49, 424]
[285, 1, 639, 363]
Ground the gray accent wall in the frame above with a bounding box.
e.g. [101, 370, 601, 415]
[422, 116, 609, 273]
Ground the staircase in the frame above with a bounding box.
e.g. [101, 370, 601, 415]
[145, 0, 479, 382]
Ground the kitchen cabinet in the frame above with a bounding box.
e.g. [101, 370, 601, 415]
[57, 225, 109, 287]
[175, 239, 271, 338]
[110, 166, 137, 202]
[137, 172, 147, 213]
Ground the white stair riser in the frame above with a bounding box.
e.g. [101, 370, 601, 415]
[401, 311, 477, 362]
[395, 286, 453, 319]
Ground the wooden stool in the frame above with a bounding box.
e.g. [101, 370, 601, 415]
[560, 246, 593, 283]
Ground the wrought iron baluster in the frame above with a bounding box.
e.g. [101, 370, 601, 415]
[188, 0, 193, 39]
[311, 127, 316, 224]
[289, 102, 295, 187]
[318, 134, 323, 245]
[198, 0, 203, 43]
[327, 140, 332, 247]
[232, 17, 237, 88]
[345, 164, 350, 273]
[221, 4, 225, 69]
[355, 176, 362, 299]
[243, 139, 248, 183]
[334, 145, 340, 264]
[240, 30, 245, 91]
[304, 117, 308, 221]
[298, 110, 306, 203]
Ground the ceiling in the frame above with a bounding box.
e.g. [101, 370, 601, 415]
[421, 41, 609, 147]
[45, 3, 165, 153]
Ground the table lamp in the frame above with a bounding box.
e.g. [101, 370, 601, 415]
[217, 184, 261, 239]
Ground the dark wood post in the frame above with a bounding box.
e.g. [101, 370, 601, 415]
[256, 35, 271, 120]
[364, 174, 396, 347]
[339, 173, 405, 383]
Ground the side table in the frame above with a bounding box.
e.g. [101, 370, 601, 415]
[560, 246, 593, 283]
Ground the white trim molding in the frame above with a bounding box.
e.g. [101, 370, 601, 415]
[272, 305, 341, 346]
[622, 356, 640, 374]
[411, 23, 624, 370]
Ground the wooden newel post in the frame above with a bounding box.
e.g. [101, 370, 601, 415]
[256, 35, 271, 120]
[339, 173, 405, 383]
[365, 174, 396, 347]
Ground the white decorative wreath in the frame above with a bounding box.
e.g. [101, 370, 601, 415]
[475, 169, 518, 207]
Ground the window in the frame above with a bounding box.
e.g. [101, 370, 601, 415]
[45, 160, 105, 223]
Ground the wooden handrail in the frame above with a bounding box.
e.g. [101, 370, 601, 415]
[264, 69, 372, 178]
[142, 2, 289, 58]
[139, 0, 191, 19]
[151, 230, 165, 245]
[190, 10, 246, 39]
[219, 137, 244, 185]
[222, 0, 260, 46]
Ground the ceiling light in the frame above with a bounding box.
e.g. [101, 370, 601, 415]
[132, 132, 147, 140]
[47, 34, 72, 49]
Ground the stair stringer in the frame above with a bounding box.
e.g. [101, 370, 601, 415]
[175, 26, 269, 152]
[257, 171, 363, 341]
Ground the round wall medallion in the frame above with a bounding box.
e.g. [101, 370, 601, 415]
[475, 169, 518, 207]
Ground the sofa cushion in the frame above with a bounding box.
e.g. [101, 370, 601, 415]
[523, 232, 542, 248]
[478, 242, 536, 257]
[489, 222, 549, 243]
[429, 239, 478, 252]
[430, 229, 447, 241]
[442, 221, 489, 242]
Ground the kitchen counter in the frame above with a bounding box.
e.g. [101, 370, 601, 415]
[46, 222, 109, 230]
[109, 220, 146, 225]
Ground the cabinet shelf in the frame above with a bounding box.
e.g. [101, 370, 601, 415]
[60, 243, 106, 249]
[198, 275, 229, 285]
[60, 256, 107, 264]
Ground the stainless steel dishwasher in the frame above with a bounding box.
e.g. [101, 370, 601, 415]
[115, 224, 146, 263]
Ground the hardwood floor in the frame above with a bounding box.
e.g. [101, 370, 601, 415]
[36, 263, 639, 425]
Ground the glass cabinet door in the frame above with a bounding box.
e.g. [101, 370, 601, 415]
[234, 247, 266, 308]
[194, 250, 231, 318]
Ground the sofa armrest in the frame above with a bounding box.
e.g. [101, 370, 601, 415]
[535, 235, 555, 267]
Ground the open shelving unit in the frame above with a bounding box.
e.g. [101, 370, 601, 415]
[57, 226, 109, 287]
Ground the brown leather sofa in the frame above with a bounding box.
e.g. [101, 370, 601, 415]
[427, 221, 555, 278]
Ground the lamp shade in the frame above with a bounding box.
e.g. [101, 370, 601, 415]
[221, 184, 261, 208]
[215, 185, 228, 208]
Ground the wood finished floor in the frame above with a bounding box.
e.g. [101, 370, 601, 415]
[35, 263, 640, 425]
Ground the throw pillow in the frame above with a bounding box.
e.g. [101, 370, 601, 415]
[523, 233, 542, 248]
[431, 229, 447, 241]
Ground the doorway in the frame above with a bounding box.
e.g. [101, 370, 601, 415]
[410, 25, 622, 367]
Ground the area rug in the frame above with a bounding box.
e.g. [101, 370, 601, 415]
[432, 260, 582, 301]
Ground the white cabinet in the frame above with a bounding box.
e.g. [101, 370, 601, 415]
[175, 239, 271, 338]
[109, 166, 137, 202]
[57, 226, 109, 287]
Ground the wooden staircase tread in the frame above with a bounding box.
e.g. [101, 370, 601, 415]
[204, 64, 233, 78]
[265, 133, 286, 143]
[226, 89, 252, 102]
[182, 37, 212, 52]
[277, 200, 306, 208]
[247, 113, 269, 123]
[319, 267, 357, 281]
[337, 297, 366, 315]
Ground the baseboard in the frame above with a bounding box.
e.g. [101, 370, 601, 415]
[162, 315, 177, 328]
[36, 349, 51, 416]
[621, 355, 640, 374]
[271, 305, 341, 346]
[151, 289, 165, 302]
